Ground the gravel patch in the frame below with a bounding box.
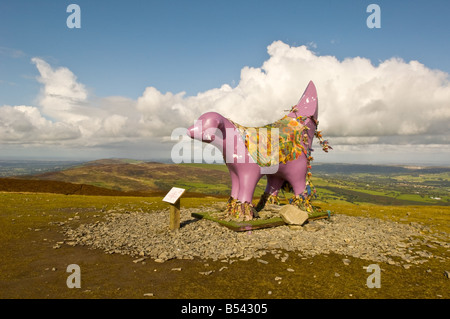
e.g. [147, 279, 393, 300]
[62, 206, 450, 267]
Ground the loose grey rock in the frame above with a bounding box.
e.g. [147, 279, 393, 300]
[61, 205, 449, 268]
[303, 223, 322, 232]
[342, 259, 351, 266]
[264, 204, 283, 213]
[133, 257, 146, 263]
[279, 205, 308, 225]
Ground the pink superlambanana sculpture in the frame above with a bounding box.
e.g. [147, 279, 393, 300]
[187, 81, 331, 220]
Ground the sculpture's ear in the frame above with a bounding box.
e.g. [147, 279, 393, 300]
[289, 81, 318, 120]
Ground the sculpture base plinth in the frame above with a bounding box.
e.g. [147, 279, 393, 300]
[191, 207, 332, 232]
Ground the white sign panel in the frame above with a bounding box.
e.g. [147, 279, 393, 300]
[162, 187, 185, 204]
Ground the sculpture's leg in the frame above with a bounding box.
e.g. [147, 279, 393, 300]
[278, 157, 315, 212]
[232, 169, 262, 220]
[287, 176, 316, 213]
[255, 175, 284, 211]
[225, 196, 237, 214]
[224, 168, 240, 215]
[265, 175, 284, 196]
[288, 178, 306, 197]
[236, 170, 262, 204]
[229, 168, 240, 200]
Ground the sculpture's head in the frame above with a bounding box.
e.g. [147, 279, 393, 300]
[187, 112, 223, 143]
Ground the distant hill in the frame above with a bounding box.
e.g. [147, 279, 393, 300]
[1, 159, 447, 205]
[0, 177, 214, 198]
[312, 163, 450, 175]
[79, 158, 146, 166]
[0, 159, 82, 177]
[0, 177, 148, 196]
[14, 160, 232, 196]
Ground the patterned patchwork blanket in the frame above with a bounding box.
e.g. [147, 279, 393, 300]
[229, 115, 312, 167]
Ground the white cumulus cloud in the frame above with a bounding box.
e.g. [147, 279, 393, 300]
[0, 105, 80, 143]
[137, 41, 450, 148]
[1, 41, 449, 161]
[32, 57, 89, 121]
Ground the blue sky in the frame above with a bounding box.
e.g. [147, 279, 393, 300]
[0, 0, 449, 164]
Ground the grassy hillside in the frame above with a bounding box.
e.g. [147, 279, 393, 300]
[17, 160, 232, 196]
[311, 164, 449, 206]
[0, 159, 449, 299]
[0, 178, 148, 196]
[4, 159, 448, 206]
[0, 192, 448, 299]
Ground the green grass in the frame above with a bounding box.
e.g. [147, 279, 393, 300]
[19, 161, 448, 206]
[0, 191, 449, 299]
[1, 161, 449, 299]
[0, 192, 221, 242]
[315, 201, 450, 234]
